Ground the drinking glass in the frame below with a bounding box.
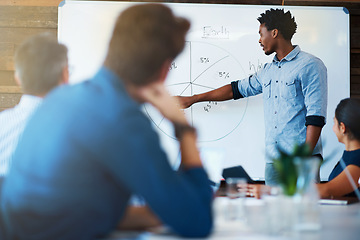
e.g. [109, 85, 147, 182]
[225, 178, 247, 221]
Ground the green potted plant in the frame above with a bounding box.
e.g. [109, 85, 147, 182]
[273, 143, 313, 196]
[272, 143, 322, 231]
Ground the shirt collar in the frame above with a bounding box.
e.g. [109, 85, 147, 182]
[273, 45, 301, 63]
[93, 66, 142, 106]
[18, 95, 43, 108]
[93, 66, 126, 91]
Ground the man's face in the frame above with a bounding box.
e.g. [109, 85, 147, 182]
[258, 23, 276, 55]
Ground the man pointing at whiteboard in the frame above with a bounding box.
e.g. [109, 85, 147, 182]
[178, 8, 328, 185]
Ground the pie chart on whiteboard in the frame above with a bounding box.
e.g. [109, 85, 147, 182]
[144, 41, 249, 142]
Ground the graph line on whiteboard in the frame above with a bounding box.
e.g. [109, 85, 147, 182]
[144, 41, 249, 142]
[191, 55, 230, 84]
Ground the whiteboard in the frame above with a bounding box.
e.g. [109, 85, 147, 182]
[58, 1, 350, 180]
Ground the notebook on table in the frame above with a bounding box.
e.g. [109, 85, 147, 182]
[318, 197, 359, 205]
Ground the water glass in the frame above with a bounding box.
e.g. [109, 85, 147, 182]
[225, 178, 247, 221]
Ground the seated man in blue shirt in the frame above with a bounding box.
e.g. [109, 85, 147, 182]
[178, 8, 328, 185]
[0, 4, 213, 239]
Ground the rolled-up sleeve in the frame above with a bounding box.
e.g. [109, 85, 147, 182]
[300, 58, 327, 127]
[231, 70, 265, 100]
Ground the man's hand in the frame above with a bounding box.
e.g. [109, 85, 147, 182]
[176, 95, 197, 109]
[246, 184, 272, 199]
[305, 125, 323, 153]
[140, 83, 187, 124]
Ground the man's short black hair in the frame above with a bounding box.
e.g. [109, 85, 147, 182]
[257, 8, 297, 41]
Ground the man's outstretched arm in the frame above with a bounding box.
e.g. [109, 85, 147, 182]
[177, 84, 233, 109]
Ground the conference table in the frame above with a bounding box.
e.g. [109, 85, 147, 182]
[105, 196, 360, 240]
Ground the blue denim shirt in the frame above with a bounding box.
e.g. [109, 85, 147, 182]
[232, 46, 327, 162]
[1, 67, 213, 239]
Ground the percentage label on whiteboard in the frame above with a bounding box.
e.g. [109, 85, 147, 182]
[218, 71, 230, 79]
[203, 101, 218, 112]
[200, 57, 210, 63]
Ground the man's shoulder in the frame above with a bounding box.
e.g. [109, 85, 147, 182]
[44, 80, 100, 111]
[0, 106, 16, 119]
[43, 77, 143, 127]
[0, 96, 39, 125]
[0, 107, 18, 134]
[297, 50, 325, 67]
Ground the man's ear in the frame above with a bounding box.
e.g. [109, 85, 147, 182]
[14, 72, 21, 87]
[272, 29, 278, 39]
[60, 65, 69, 84]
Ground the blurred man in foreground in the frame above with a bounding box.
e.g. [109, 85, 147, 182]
[0, 4, 213, 239]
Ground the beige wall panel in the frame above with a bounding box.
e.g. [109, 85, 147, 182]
[0, 93, 21, 107]
[0, 27, 57, 45]
[0, 71, 15, 86]
[0, 6, 58, 28]
[0, 0, 63, 6]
